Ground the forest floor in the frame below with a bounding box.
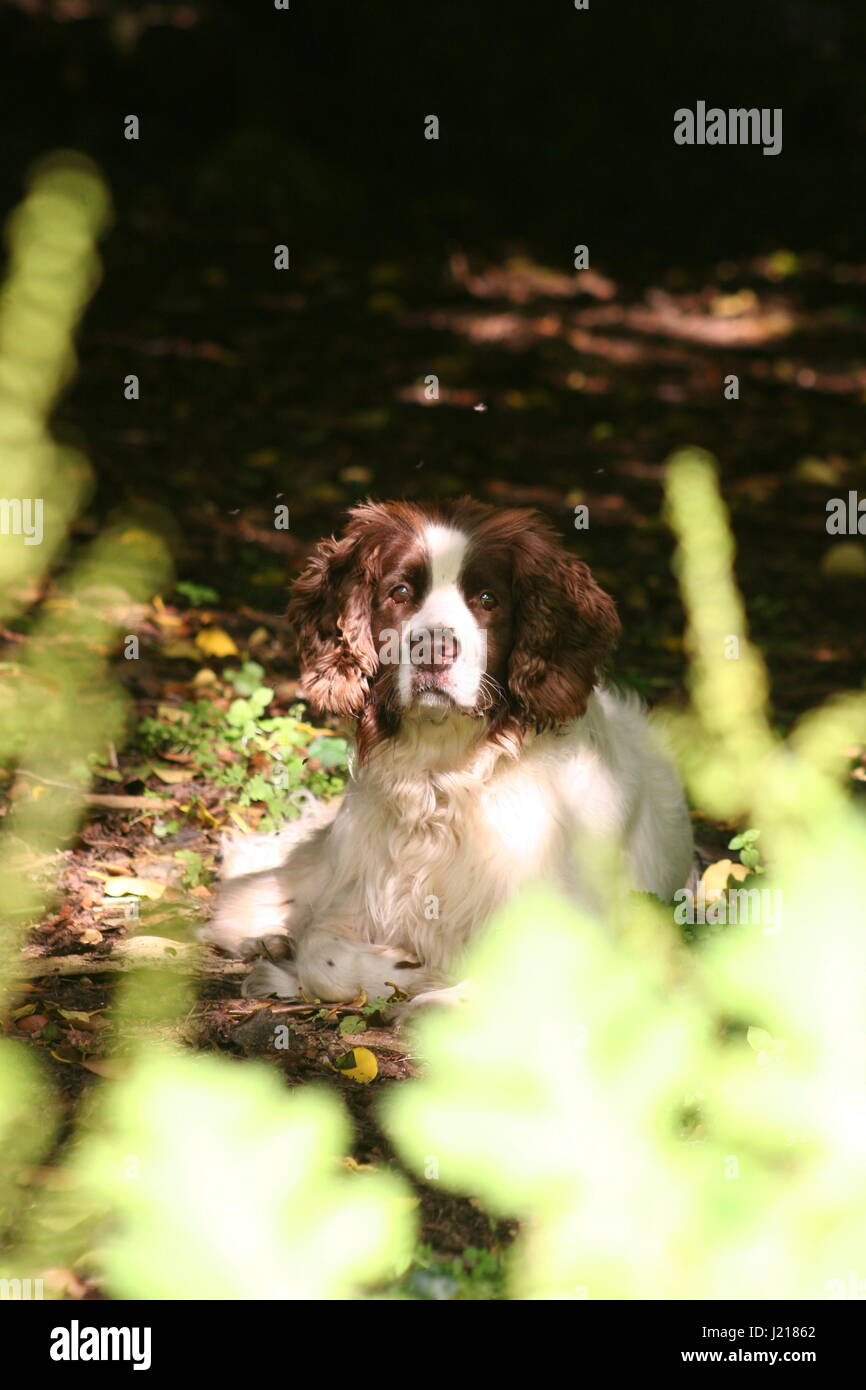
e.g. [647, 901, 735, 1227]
[4, 215, 866, 1295]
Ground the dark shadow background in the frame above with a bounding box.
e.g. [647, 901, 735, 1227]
[1, 0, 864, 713]
[2, 0, 863, 263]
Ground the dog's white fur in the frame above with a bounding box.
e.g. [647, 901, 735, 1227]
[203, 687, 694, 1007]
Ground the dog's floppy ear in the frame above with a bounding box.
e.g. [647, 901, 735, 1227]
[507, 520, 621, 728]
[288, 527, 378, 717]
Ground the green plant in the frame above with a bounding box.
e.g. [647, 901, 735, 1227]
[173, 849, 206, 889]
[174, 580, 219, 607]
[134, 672, 348, 831]
[728, 827, 764, 875]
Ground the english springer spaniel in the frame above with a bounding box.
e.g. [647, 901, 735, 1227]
[202, 500, 694, 1008]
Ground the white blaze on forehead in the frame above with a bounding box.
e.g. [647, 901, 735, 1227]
[414, 522, 471, 630]
[423, 523, 469, 589]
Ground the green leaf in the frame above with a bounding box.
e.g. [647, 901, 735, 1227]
[226, 662, 266, 697]
[338, 1015, 366, 1035]
[307, 736, 349, 769]
[175, 581, 219, 607]
[74, 1052, 414, 1298]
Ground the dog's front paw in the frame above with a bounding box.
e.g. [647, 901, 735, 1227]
[242, 959, 301, 1000]
[197, 868, 292, 957]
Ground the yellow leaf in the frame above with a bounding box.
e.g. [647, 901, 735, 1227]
[700, 858, 749, 904]
[152, 604, 185, 630]
[151, 764, 193, 784]
[341, 1047, 378, 1084]
[820, 542, 866, 578]
[103, 877, 165, 901]
[195, 627, 239, 658]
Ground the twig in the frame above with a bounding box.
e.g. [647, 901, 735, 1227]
[16, 936, 246, 981]
[84, 794, 166, 811]
[14, 772, 165, 811]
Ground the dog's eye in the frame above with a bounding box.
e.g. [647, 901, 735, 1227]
[478, 590, 498, 610]
[389, 583, 413, 604]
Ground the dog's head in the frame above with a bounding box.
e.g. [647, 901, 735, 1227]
[289, 499, 620, 751]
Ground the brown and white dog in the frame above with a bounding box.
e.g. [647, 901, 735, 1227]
[201, 500, 694, 1007]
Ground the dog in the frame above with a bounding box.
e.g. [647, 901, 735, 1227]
[201, 499, 694, 1008]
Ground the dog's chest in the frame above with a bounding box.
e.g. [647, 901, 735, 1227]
[341, 761, 564, 964]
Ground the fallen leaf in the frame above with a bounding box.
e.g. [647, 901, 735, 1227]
[821, 543, 866, 578]
[18, 1014, 49, 1034]
[700, 858, 750, 904]
[10, 1003, 38, 1021]
[151, 764, 194, 784]
[195, 628, 239, 658]
[56, 1008, 104, 1026]
[103, 878, 166, 901]
[334, 1047, 378, 1084]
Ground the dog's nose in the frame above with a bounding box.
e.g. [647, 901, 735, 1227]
[409, 627, 460, 670]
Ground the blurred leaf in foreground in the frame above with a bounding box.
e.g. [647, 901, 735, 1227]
[75, 1052, 414, 1299]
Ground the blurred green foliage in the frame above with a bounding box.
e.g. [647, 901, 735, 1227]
[0, 155, 170, 1271]
[1, 164, 865, 1300]
[0, 154, 170, 997]
[73, 1051, 414, 1300]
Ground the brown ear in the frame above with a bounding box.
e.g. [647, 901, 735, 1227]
[288, 531, 378, 717]
[507, 524, 621, 728]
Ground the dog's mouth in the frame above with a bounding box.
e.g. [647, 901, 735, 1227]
[406, 667, 468, 714]
[411, 678, 457, 708]
[415, 690, 454, 709]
